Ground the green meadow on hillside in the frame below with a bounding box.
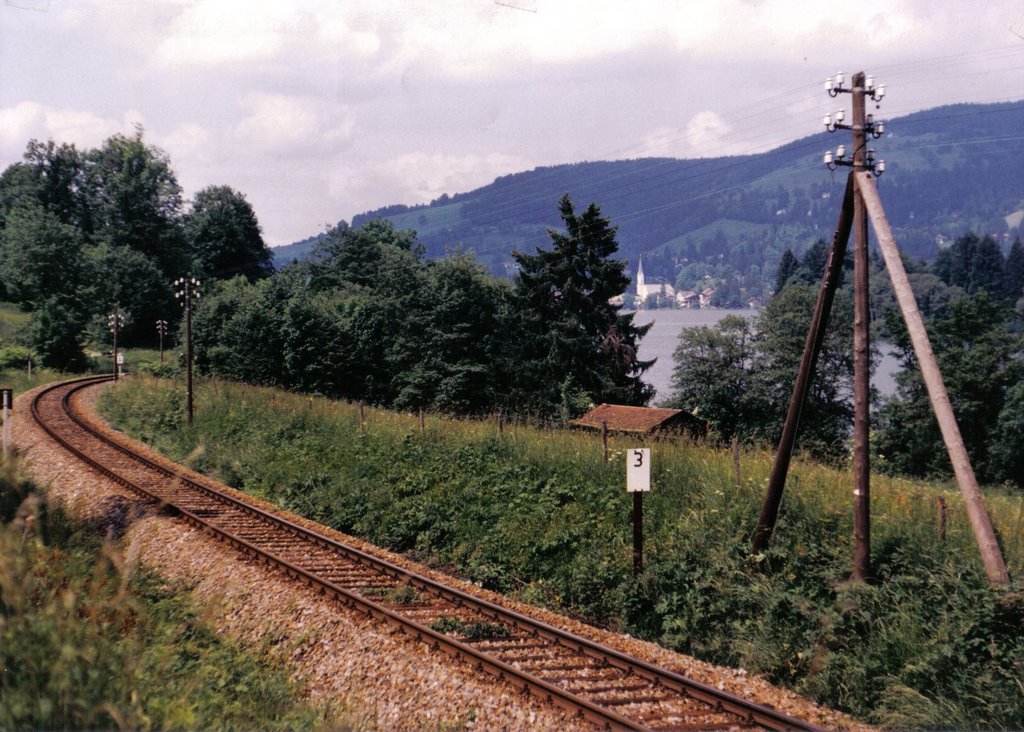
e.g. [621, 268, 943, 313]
[99, 377, 1024, 730]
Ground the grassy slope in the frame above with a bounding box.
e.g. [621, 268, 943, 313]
[99, 377, 1024, 730]
[0, 461, 341, 730]
[0, 302, 30, 342]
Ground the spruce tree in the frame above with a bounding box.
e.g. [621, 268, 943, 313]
[512, 195, 653, 417]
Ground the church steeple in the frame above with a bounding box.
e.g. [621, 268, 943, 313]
[636, 256, 645, 290]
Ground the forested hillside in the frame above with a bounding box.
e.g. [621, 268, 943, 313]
[277, 101, 1024, 298]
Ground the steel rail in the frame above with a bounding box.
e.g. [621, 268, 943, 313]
[32, 377, 826, 732]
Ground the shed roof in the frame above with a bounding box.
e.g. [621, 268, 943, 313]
[570, 403, 687, 433]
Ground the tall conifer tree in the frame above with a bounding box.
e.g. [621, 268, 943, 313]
[512, 195, 653, 417]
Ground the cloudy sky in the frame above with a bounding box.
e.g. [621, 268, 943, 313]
[3, 1, 1024, 246]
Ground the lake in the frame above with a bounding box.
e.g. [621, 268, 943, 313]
[628, 309, 900, 404]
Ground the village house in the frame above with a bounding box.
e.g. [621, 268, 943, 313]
[675, 290, 699, 308]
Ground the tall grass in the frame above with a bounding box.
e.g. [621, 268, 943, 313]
[100, 377, 1024, 729]
[0, 457, 342, 730]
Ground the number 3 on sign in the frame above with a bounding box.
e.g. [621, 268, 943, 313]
[626, 448, 651, 492]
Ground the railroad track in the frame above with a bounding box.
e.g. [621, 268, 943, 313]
[32, 376, 825, 732]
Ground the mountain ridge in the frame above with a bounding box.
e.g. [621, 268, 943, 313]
[273, 100, 1024, 295]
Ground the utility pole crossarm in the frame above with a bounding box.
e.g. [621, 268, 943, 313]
[855, 171, 1010, 587]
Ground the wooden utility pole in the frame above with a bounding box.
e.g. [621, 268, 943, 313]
[108, 309, 125, 382]
[850, 72, 871, 581]
[157, 319, 168, 363]
[175, 278, 201, 426]
[755, 70, 1010, 587]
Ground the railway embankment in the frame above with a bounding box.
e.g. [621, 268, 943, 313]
[96, 376, 1024, 730]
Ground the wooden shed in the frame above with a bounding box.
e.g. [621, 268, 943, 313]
[570, 403, 703, 436]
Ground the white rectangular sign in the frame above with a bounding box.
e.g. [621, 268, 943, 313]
[116, 353, 124, 364]
[626, 448, 650, 492]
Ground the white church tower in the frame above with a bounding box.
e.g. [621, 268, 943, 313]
[636, 256, 648, 302]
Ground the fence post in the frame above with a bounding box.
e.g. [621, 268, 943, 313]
[732, 435, 741, 485]
[936, 496, 947, 543]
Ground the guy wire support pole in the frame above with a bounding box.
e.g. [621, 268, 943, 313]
[856, 171, 1011, 587]
[752, 173, 854, 553]
[851, 72, 871, 582]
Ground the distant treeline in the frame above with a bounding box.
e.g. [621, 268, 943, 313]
[0, 131, 273, 369]
[192, 196, 652, 419]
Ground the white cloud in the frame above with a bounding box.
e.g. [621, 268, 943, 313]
[4, 0, 1023, 248]
[154, 122, 212, 161]
[153, 0, 296, 67]
[0, 102, 143, 159]
[234, 93, 354, 154]
[0, 102, 45, 150]
[685, 111, 733, 155]
[327, 151, 531, 213]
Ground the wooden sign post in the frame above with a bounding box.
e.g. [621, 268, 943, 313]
[626, 448, 650, 576]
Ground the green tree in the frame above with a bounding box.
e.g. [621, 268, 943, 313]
[773, 248, 800, 293]
[875, 292, 1022, 482]
[0, 204, 86, 307]
[192, 275, 288, 385]
[931, 233, 1005, 298]
[748, 283, 856, 462]
[28, 296, 88, 371]
[0, 140, 86, 231]
[186, 185, 273, 282]
[84, 244, 175, 347]
[988, 380, 1024, 488]
[797, 239, 830, 284]
[511, 195, 652, 417]
[1004, 237, 1024, 302]
[83, 128, 187, 276]
[280, 290, 359, 398]
[668, 314, 752, 442]
[422, 256, 513, 413]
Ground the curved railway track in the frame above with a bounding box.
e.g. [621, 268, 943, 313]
[32, 376, 825, 732]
